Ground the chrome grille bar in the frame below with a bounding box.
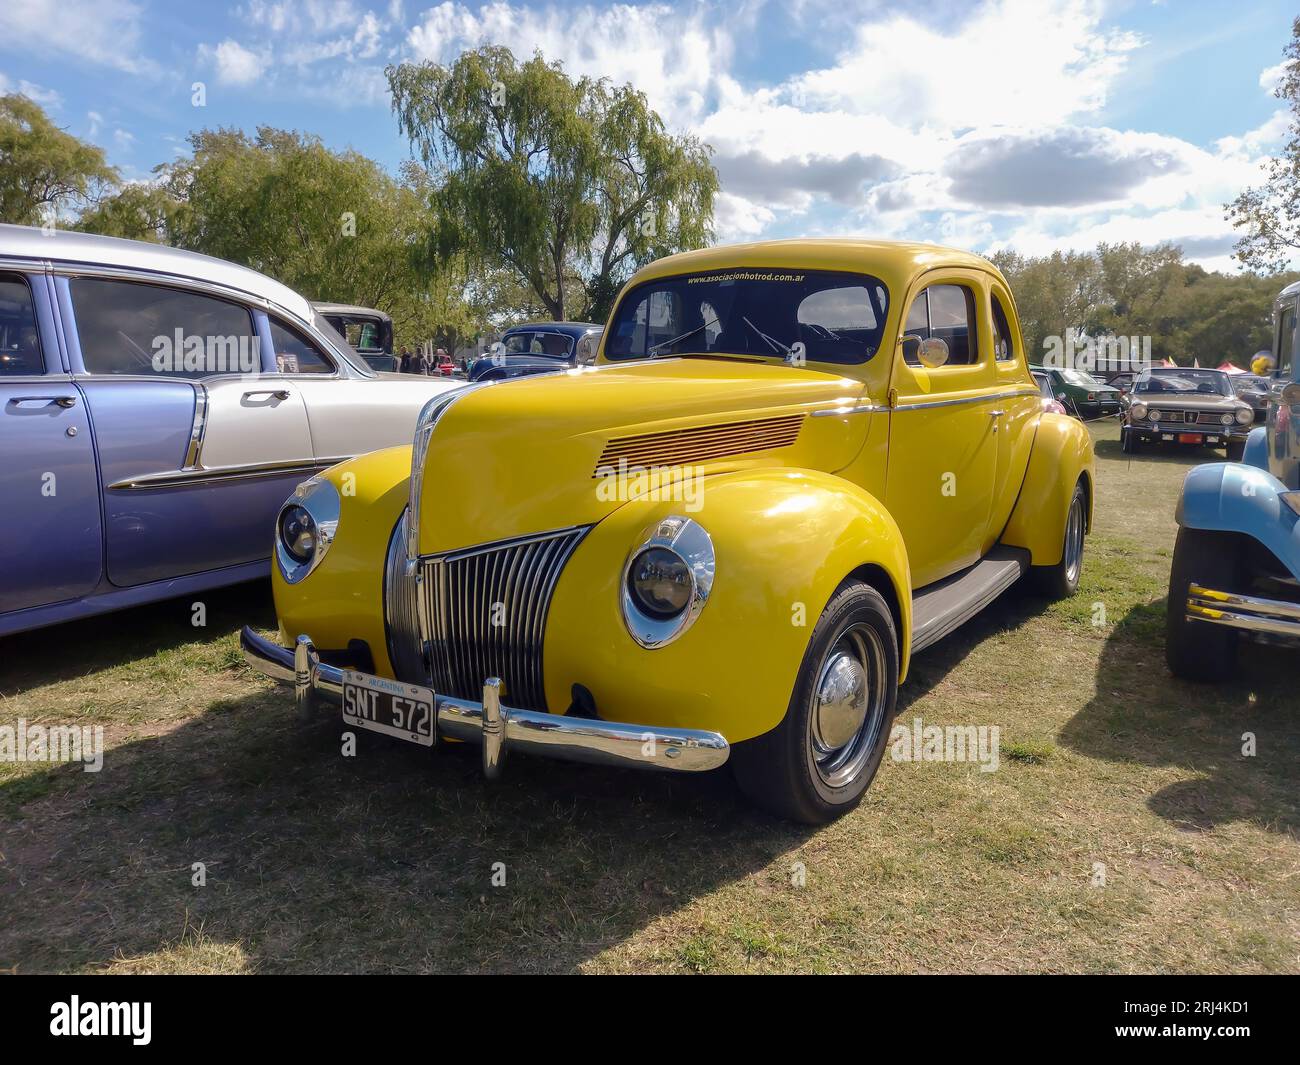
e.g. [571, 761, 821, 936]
[420, 526, 589, 710]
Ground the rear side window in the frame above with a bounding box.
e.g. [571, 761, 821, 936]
[71, 278, 258, 378]
[268, 317, 332, 374]
[991, 293, 1017, 362]
[903, 284, 978, 365]
[1276, 303, 1296, 377]
[0, 275, 43, 375]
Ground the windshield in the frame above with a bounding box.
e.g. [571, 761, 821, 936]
[1134, 369, 1231, 397]
[605, 268, 889, 364]
[1059, 369, 1104, 388]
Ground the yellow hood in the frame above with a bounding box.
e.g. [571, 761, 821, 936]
[417, 358, 872, 555]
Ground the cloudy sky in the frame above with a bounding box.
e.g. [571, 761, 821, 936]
[0, 0, 1294, 270]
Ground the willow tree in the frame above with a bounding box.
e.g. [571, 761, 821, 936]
[0, 94, 117, 226]
[387, 46, 719, 323]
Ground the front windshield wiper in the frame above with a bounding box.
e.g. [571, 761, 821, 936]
[648, 322, 711, 357]
[741, 316, 795, 359]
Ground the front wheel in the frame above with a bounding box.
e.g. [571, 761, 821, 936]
[732, 581, 898, 823]
[1166, 528, 1240, 681]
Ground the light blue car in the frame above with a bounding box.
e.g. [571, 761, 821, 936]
[1166, 280, 1300, 679]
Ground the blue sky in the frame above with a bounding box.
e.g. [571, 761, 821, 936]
[1, 0, 1296, 270]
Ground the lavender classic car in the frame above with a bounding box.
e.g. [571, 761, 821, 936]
[0, 224, 459, 636]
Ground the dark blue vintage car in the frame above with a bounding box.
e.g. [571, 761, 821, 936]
[0, 225, 456, 636]
[467, 322, 602, 381]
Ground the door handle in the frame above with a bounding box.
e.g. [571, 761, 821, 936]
[243, 389, 290, 401]
[988, 409, 1005, 417]
[11, 395, 77, 408]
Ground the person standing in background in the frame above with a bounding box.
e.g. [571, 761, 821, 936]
[398, 345, 414, 373]
[417, 347, 434, 375]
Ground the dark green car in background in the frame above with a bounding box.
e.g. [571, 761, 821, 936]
[1028, 365, 1123, 420]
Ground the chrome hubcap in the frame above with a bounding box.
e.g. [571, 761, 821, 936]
[1064, 494, 1085, 585]
[809, 623, 887, 788]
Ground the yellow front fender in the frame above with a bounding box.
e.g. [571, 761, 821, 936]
[272, 445, 412, 675]
[1000, 413, 1094, 565]
[544, 468, 912, 743]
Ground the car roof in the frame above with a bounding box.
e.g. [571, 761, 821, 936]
[626, 238, 1000, 292]
[502, 322, 602, 336]
[0, 223, 314, 321]
[312, 301, 392, 323]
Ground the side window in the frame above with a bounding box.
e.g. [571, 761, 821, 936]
[902, 284, 978, 365]
[537, 333, 571, 357]
[991, 293, 1017, 362]
[268, 317, 332, 374]
[502, 332, 532, 355]
[0, 274, 44, 375]
[1276, 303, 1295, 377]
[71, 277, 257, 378]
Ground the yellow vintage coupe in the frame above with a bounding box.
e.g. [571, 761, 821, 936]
[241, 240, 1094, 822]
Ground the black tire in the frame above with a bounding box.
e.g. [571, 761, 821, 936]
[1226, 438, 1246, 462]
[732, 581, 898, 824]
[1029, 479, 1088, 599]
[1121, 427, 1140, 455]
[1166, 528, 1240, 681]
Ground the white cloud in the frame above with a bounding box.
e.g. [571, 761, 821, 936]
[405, 2, 733, 127]
[200, 39, 267, 87]
[0, 72, 62, 108]
[0, 0, 152, 74]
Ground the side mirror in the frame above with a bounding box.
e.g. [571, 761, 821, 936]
[918, 337, 950, 369]
[1283, 381, 1300, 405]
[901, 333, 922, 363]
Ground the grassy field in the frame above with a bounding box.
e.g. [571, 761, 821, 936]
[2, 419, 1297, 974]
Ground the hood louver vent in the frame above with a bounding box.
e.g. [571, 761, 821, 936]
[593, 414, 804, 477]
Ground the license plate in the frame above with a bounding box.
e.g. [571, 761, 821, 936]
[342, 670, 436, 747]
[1178, 433, 1202, 443]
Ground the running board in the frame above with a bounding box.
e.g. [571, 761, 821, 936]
[910, 547, 1031, 655]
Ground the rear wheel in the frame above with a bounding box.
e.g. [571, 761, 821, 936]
[1029, 480, 1087, 599]
[732, 581, 898, 824]
[1166, 528, 1240, 681]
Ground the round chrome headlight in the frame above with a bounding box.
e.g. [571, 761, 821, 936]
[1149, 408, 1162, 421]
[1130, 401, 1147, 419]
[621, 516, 714, 649]
[1220, 412, 1234, 426]
[627, 547, 694, 618]
[1235, 406, 1253, 425]
[275, 477, 340, 584]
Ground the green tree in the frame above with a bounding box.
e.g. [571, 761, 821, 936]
[73, 180, 178, 242]
[387, 46, 719, 323]
[1226, 17, 1300, 271]
[162, 127, 481, 348]
[0, 94, 117, 226]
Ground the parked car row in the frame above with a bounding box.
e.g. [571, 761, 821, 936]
[0, 225, 459, 636]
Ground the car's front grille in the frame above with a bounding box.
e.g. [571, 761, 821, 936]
[420, 526, 589, 710]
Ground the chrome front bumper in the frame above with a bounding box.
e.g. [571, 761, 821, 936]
[1186, 584, 1300, 638]
[239, 626, 730, 777]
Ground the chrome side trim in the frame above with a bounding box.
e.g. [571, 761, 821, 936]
[1187, 583, 1300, 637]
[108, 456, 350, 491]
[383, 508, 425, 683]
[184, 383, 209, 469]
[810, 403, 881, 418]
[240, 626, 730, 774]
[893, 388, 1038, 412]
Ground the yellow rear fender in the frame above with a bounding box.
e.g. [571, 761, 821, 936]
[1000, 413, 1095, 565]
[272, 445, 413, 675]
[544, 467, 912, 743]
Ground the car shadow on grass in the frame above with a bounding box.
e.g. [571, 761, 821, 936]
[1059, 598, 1300, 837]
[1093, 434, 1230, 467]
[0, 580, 279, 697]
[0, 656, 821, 974]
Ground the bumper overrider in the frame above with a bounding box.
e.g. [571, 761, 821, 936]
[1185, 584, 1300, 638]
[240, 627, 730, 777]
